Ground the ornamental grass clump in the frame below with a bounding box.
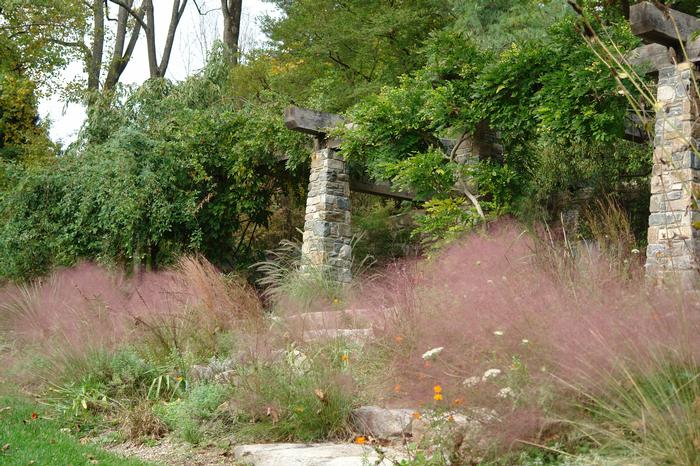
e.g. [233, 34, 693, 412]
[353, 219, 700, 460]
[0, 256, 263, 381]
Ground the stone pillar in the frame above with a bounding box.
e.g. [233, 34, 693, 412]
[646, 62, 700, 288]
[301, 145, 352, 283]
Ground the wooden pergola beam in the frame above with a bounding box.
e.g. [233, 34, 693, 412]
[284, 106, 345, 136]
[630, 1, 700, 47]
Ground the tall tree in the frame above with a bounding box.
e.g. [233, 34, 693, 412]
[221, 0, 243, 64]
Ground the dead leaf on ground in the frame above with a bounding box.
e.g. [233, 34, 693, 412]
[1, 444, 9, 452]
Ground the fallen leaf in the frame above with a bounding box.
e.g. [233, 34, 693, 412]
[1, 444, 9, 452]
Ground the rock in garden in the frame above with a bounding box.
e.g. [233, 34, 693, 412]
[351, 406, 414, 439]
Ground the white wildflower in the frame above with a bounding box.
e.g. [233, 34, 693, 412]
[493, 330, 504, 336]
[462, 376, 480, 387]
[521, 339, 529, 344]
[497, 387, 515, 399]
[422, 347, 444, 360]
[482, 368, 502, 381]
[487, 279, 494, 285]
[631, 248, 640, 254]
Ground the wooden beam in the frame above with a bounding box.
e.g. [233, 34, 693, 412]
[687, 37, 700, 63]
[630, 2, 700, 47]
[284, 106, 345, 136]
[350, 177, 415, 201]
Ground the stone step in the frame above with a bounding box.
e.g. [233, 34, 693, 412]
[285, 309, 385, 332]
[302, 328, 374, 343]
[233, 443, 403, 466]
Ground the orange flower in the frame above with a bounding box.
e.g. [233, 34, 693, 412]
[394, 335, 404, 343]
[452, 398, 464, 406]
[354, 436, 367, 445]
[447, 415, 454, 422]
[340, 354, 349, 362]
[412, 411, 422, 420]
[433, 385, 442, 394]
[393, 384, 401, 393]
[434, 393, 443, 401]
[31, 412, 38, 420]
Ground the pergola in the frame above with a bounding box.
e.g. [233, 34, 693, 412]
[283, 1, 700, 287]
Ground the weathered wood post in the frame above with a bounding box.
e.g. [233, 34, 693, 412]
[629, 2, 700, 287]
[284, 106, 353, 283]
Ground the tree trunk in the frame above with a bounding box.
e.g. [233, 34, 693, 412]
[104, 0, 145, 92]
[144, 0, 189, 78]
[87, 0, 104, 91]
[221, 0, 242, 64]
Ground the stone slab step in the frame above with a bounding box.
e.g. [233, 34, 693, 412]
[285, 309, 382, 331]
[302, 328, 374, 343]
[233, 443, 403, 466]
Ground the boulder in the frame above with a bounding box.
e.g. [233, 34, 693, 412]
[351, 406, 414, 439]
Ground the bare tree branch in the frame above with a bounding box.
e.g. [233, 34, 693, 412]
[107, 0, 148, 31]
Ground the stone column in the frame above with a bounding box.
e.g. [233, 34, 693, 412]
[301, 145, 352, 283]
[646, 62, 700, 288]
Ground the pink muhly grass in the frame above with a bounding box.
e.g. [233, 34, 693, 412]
[0, 256, 263, 373]
[355, 220, 700, 448]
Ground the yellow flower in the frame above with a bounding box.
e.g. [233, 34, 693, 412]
[433, 385, 442, 394]
[354, 436, 367, 445]
[340, 354, 349, 362]
[412, 411, 422, 420]
[447, 415, 454, 422]
[176, 376, 184, 382]
[434, 393, 443, 401]
[294, 406, 305, 413]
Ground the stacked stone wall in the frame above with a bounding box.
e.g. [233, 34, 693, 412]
[645, 62, 700, 287]
[301, 147, 352, 283]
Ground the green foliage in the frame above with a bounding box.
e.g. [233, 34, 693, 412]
[413, 198, 481, 249]
[352, 200, 417, 262]
[232, 356, 355, 442]
[0, 0, 86, 83]
[156, 383, 232, 445]
[451, 0, 572, 50]
[261, 0, 452, 110]
[0, 72, 55, 169]
[0, 52, 309, 280]
[341, 13, 648, 243]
